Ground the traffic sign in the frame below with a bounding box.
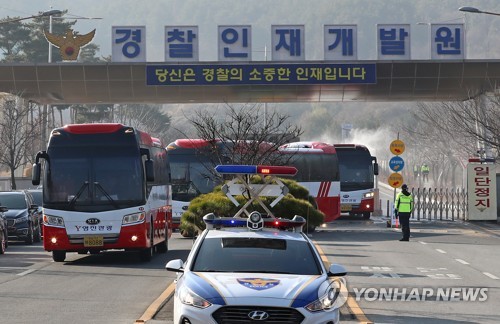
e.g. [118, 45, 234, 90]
[389, 156, 405, 172]
[390, 139, 405, 155]
[388, 173, 404, 188]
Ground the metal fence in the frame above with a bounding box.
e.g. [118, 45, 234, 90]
[384, 187, 468, 221]
[411, 187, 468, 221]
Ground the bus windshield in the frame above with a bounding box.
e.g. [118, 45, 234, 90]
[336, 149, 374, 190]
[44, 146, 144, 211]
[288, 153, 339, 182]
[170, 154, 219, 202]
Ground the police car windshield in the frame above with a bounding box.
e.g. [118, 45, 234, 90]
[192, 237, 321, 275]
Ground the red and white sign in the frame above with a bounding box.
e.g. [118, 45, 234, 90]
[467, 163, 497, 220]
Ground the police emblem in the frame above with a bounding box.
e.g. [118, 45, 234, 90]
[237, 278, 280, 290]
[44, 28, 96, 61]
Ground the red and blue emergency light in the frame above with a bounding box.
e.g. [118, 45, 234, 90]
[203, 212, 306, 232]
[214, 165, 297, 176]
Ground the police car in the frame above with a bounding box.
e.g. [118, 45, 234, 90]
[166, 211, 348, 324]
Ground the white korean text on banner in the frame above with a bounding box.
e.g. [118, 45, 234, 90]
[271, 25, 305, 61]
[164, 26, 199, 62]
[324, 25, 357, 60]
[431, 24, 465, 59]
[112, 26, 146, 62]
[218, 25, 252, 61]
[377, 24, 411, 60]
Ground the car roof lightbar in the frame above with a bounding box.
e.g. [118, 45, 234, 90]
[203, 212, 306, 232]
[214, 165, 297, 176]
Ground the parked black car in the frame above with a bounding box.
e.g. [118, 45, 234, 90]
[26, 189, 43, 236]
[0, 191, 42, 244]
[0, 206, 8, 254]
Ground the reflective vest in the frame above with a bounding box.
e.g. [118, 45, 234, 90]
[395, 192, 413, 213]
[421, 165, 430, 173]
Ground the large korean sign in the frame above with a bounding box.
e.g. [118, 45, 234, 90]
[467, 163, 497, 220]
[146, 63, 376, 86]
[111, 23, 466, 63]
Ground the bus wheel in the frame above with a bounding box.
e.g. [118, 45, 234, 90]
[156, 224, 168, 254]
[53, 250, 66, 262]
[140, 224, 154, 262]
[363, 212, 371, 219]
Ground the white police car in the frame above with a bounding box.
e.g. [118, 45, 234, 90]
[166, 211, 348, 324]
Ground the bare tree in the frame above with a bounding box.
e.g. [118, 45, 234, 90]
[114, 104, 171, 143]
[0, 96, 41, 189]
[400, 91, 499, 188]
[184, 103, 303, 166]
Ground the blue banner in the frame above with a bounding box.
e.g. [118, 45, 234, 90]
[146, 63, 376, 86]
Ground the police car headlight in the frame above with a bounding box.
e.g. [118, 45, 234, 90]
[15, 215, 29, 224]
[305, 279, 343, 312]
[122, 212, 146, 225]
[363, 192, 374, 198]
[178, 285, 211, 309]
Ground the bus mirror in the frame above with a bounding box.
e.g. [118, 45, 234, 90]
[145, 160, 155, 182]
[373, 162, 379, 176]
[32, 163, 41, 186]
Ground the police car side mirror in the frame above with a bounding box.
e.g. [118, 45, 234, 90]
[166, 259, 185, 273]
[328, 263, 347, 277]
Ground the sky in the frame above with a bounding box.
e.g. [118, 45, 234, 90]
[2, 0, 500, 62]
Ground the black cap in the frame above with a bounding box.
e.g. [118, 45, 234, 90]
[401, 184, 408, 190]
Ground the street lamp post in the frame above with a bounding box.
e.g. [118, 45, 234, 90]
[459, 6, 500, 16]
[0, 9, 62, 24]
[459, 6, 498, 159]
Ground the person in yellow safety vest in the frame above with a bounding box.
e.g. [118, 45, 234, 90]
[394, 184, 413, 241]
[421, 163, 430, 182]
[413, 165, 420, 179]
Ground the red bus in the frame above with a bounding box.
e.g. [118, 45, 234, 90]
[334, 144, 379, 219]
[278, 141, 341, 222]
[32, 123, 172, 262]
[166, 139, 223, 232]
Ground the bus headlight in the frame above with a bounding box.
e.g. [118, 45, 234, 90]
[43, 214, 65, 227]
[122, 212, 146, 225]
[363, 192, 374, 198]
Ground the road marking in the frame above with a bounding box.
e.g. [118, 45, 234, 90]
[315, 241, 372, 324]
[419, 241, 427, 245]
[435, 249, 447, 254]
[136, 281, 176, 323]
[483, 272, 499, 280]
[17, 269, 36, 276]
[455, 259, 469, 265]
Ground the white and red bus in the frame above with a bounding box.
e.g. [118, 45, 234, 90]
[278, 141, 341, 222]
[333, 144, 379, 219]
[166, 139, 223, 232]
[31, 123, 172, 262]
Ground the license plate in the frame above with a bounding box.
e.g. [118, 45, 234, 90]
[84, 236, 103, 247]
[341, 204, 352, 212]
